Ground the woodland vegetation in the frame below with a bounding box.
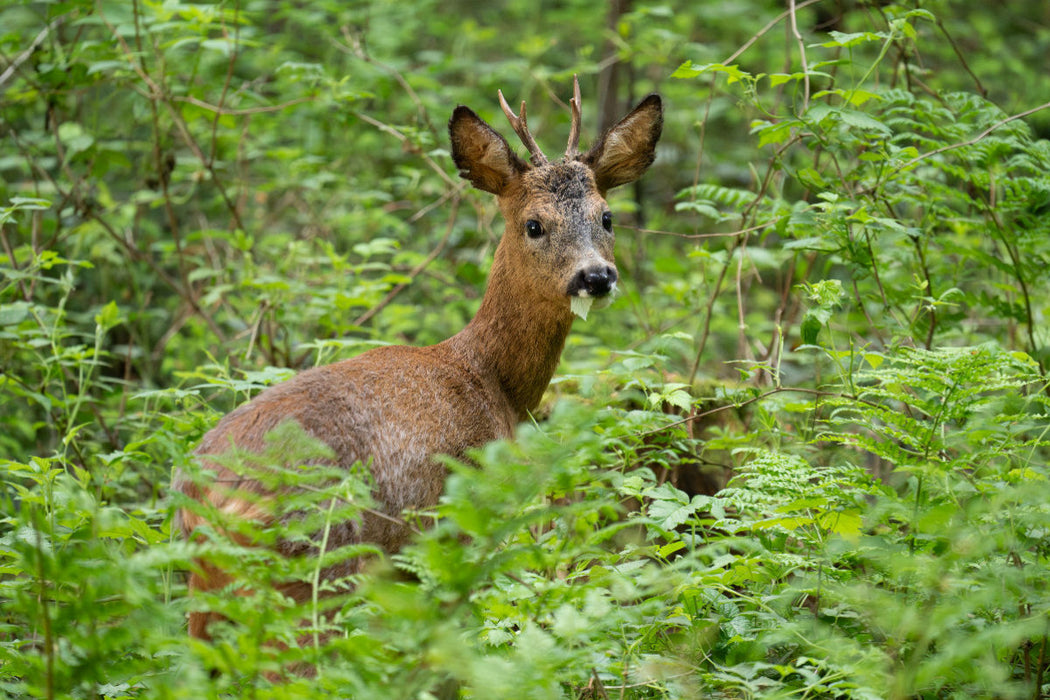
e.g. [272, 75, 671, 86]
[2, 0, 1050, 698]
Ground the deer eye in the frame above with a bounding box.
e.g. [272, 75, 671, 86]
[525, 219, 545, 239]
[601, 211, 613, 232]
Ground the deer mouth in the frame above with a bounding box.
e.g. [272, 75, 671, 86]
[568, 281, 619, 320]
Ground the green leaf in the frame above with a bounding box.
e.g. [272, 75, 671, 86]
[768, 72, 808, 87]
[800, 314, 822, 345]
[648, 498, 698, 530]
[839, 109, 891, 135]
[671, 60, 704, 79]
[94, 301, 121, 331]
[820, 509, 863, 542]
[57, 122, 94, 157]
[663, 389, 693, 411]
[752, 119, 796, 147]
[0, 302, 31, 326]
[819, 30, 884, 48]
[672, 61, 752, 84]
[8, 197, 51, 210]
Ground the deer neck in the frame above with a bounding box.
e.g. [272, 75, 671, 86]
[445, 245, 574, 422]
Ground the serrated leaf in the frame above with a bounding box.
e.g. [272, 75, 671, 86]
[649, 498, 699, 530]
[645, 482, 690, 505]
[839, 109, 891, 134]
[663, 389, 693, 411]
[621, 355, 655, 371]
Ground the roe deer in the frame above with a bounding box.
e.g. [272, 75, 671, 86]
[174, 78, 662, 638]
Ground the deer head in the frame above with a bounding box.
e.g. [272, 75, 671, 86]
[448, 78, 663, 319]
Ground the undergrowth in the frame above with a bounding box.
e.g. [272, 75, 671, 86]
[2, 1, 1049, 698]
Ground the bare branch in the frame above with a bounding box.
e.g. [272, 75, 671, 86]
[788, 0, 811, 112]
[892, 99, 1050, 175]
[0, 17, 63, 92]
[351, 196, 461, 328]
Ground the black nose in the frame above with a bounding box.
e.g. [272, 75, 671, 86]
[569, 265, 618, 297]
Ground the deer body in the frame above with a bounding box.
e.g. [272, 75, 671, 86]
[175, 81, 662, 638]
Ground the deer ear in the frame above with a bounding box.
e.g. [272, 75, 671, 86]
[449, 106, 530, 195]
[581, 94, 662, 195]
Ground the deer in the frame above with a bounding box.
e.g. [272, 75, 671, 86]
[173, 78, 663, 639]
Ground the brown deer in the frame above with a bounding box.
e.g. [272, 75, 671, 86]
[174, 78, 662, 639]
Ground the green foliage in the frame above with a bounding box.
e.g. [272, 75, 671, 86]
[2, 0, 1050, 698]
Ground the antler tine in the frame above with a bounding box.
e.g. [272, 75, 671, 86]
[565, 74, 582, 159]
[498, 88, 548, 166]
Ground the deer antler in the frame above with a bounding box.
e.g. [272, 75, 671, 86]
[498, 89, 548, 166]
[565, 75, 582, 159]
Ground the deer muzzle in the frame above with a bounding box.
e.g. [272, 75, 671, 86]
[568, 263, 618, 298]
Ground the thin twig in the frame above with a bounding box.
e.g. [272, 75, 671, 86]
[735, 230, 753, 364]
[892, 99, 1050, 176]
[1034, 634, 1047, 699]
[353, 111, 459, 188]
[983, 195, 1041, 375]
[687, 135, 801, 386]
[681, 1, 823, 384]
[209, 0, 241, 167]
[335, 26, 435, 133]
[173, 94, 314, 115]
[788, 0, 811, 111]
[635, 386, 882, 439]
[351, 196, 461, 328]
[96, 3, 248, 234]
[623, 219, 781, 240]
[0, 17, 63, 91]
[589, 667, 610, 700]
[0, 226, 29, 301]
[132, 0, 191, 314]
[687, 239, 735, 386]
[935, 18, 986, 97]
[723, 0, 824, 64]
[34, 522, 56, 700]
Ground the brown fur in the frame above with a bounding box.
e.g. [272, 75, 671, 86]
[173, 87, 662, 639]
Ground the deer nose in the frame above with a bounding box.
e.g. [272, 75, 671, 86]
[569, 264, 618, 298]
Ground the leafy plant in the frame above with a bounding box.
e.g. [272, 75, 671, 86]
[2, 0, 1049, 698]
